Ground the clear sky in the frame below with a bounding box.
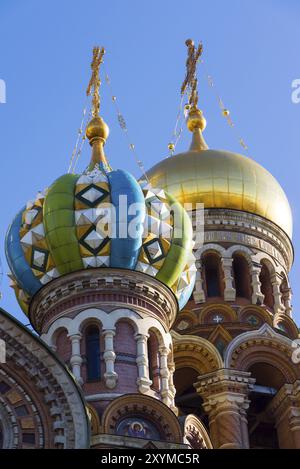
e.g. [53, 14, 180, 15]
[0, 0, 299, 326]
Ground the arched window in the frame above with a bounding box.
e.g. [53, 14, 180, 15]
[203, 253, 223, 298]
[232, 254, 252, 299]
[259, 264, 274, 310]
[86, 325, 101, 381]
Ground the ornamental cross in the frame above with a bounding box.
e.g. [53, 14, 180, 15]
[213, 314, 223, 324]
[181, 39, 203, 107]
[86, 46, 105, 117]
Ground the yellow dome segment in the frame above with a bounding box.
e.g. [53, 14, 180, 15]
[146, 149, 293, 238]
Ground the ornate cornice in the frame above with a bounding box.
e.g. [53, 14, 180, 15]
[194, 368, 255, 413]
[194, 208, 293, 271]
[29, 268, 178, 334]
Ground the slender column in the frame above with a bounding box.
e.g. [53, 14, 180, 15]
[251, 263, 264, 305]
[271, 273, 285, 314]
[159, 346, 171, 406]
[193, 261, 206, 303]
[168, 360, 178, 414]
[195, 369, 254, 449]
[221, 257, 236, 302]
[135, 333, 152, 394]
[281, 286, 293, 317]
[68, 333, 83, 385]
[102, 329, 118, 389]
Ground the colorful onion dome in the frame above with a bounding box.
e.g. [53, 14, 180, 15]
[6, 166, 195, 315]
[5, 46, 195, 316]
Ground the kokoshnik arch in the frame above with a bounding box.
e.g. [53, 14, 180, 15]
[1, 40, 299, 449]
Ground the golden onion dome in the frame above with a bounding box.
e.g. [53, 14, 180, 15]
[147, 110, 293, 239]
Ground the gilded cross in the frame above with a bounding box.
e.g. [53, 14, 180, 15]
[181, 39, 203, 107]
[86, 46, 105, 117]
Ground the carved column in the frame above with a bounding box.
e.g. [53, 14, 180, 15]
[281, 286, 293, 317]
[159, 346, 171, 407]
[135, 333, 152, 394]
[271, 273, 285, 315]
[221, 258, 236, 302]
[269, 381, 300, 448]
[194, 369, 255, 449]
[251, 262, 264, 305]
[102, 329, 118, 389]
[193, 261, 206, 304]
[68, 333, 83, 385]
[168, 360, 178, 414]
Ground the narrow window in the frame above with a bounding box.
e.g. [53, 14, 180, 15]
[259, 264, 274, 310]
[233, 255, 252, 299]
[86, 326, 101, 381]
[203, 253, 223, 297]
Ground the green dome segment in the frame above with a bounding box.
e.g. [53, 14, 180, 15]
[6, 166, 196, 315]
[155, 193, 193, 288]
[44, 174, 83, 275]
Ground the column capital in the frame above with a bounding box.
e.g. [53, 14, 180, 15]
[134, 332, 149, 341]
[268, 381, 300, 421]
[67, 332, 82, 340]
[194, 369, 255, 413]
[102, 328, 116, 337]
[159, 345, 169, 356]
[221, 257, 233, 267]
[195, 369, 254, 449]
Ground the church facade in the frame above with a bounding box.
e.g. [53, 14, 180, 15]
[1, 42, 300, 449]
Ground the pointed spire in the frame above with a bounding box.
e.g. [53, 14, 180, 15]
[85, 46, 111, 171]
[181, 39, 209, 152]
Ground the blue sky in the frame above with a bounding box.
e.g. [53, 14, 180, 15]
[0, 0, 300, 325]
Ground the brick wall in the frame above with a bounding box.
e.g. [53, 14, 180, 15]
[55, 328, 72, 365]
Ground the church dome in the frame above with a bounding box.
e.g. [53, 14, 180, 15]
[146, 148, 292, 238]
[5, 167, 195, 314]
[5, 49, 195, 316]
[147, 106, 292, 239]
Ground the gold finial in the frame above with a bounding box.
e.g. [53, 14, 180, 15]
[85, 46, 110, 171]
[181, 39, 208, 151]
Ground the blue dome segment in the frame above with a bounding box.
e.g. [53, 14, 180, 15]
[5, 209, 42, 296]
[108, 169, 146, 270]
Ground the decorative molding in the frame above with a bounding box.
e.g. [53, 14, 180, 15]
[195, 208, 293, 271]
[30, 269, 178, 333]
[172, 331, 223, 373]
[224, 324, 300, 382]
[101, 393, 182, 443]
[0, 309, 89, 448]
[180, 414, 213, 449]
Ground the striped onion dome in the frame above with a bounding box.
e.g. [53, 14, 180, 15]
[5, 118, 195, 316]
